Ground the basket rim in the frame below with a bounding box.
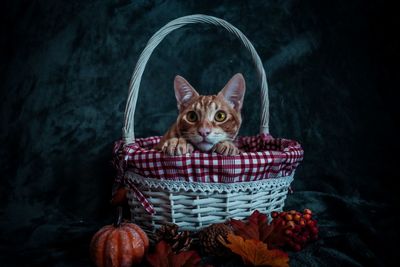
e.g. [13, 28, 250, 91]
[126, 171, 295, 193]
[124, 134, 302, 157]
[113, 134, 303, 184]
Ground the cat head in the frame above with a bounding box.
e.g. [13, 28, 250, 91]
[174, 73, 246, 152]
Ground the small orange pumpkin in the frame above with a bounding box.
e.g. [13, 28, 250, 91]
[90, 207, 149, 267]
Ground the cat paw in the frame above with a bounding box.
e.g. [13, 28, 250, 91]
[212, 141, 240, 156]
[160, 137, 194, 156]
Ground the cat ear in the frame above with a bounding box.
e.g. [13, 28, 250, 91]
[218, 73, 246, 111]
[174, 75, 199, 110]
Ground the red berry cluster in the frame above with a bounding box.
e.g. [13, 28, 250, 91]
[271, 209, 318, 251]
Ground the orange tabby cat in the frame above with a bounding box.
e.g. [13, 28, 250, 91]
[155, 73, 246, 156]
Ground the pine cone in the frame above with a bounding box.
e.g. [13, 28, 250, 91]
[155, 223, 193, 253]
[198, 223, 233, 257]
[156, 223, 179, 242]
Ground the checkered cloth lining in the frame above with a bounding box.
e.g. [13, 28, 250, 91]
[113, 134, 303, 214]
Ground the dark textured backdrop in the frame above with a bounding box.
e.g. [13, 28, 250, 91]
[0, 0, 398, 266]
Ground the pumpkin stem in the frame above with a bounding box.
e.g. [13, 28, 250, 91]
[114, 206, 123, 227]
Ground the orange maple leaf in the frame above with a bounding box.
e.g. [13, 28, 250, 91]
[230, 210, 287, 249]
[229, 210, 273, 242]
[219, 234, 289, 267]
[146, 241, 204, 267]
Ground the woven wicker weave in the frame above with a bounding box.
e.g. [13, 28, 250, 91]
[127, 173, 294, 232]
[119, 14, 302, 233]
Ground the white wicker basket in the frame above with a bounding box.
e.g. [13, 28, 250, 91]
[118, 15, 301, 233]
[126, 173, 294, 233]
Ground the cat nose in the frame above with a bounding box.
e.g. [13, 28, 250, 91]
[198, 128, 211, 137]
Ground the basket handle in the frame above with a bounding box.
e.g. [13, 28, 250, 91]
[123, 14, 269, 143]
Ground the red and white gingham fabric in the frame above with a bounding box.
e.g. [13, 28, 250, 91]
[114, 134, 303, 182]
[113, 134, 303, 214]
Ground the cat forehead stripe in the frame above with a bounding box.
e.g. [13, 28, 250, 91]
[193, 102, 201, 111]
[193, 96, 218, 109]
[210, 102, 218, 110]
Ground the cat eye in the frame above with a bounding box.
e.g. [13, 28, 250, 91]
[214, 111, 227, 122]
[186, 111, 198, 122]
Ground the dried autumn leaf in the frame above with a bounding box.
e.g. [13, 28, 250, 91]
[146, 241, 171, 267]
[111, 187, 128, 205]
[146, 241, 204, 267]
[230, 210, 274, 242]
[220, 234, 289, 267]
[170, 251, 201, 267]
[265, 223, 288, 249]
